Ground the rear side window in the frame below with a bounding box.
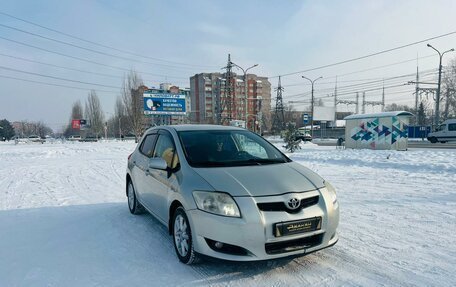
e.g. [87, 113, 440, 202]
[139, 134, 157, 157]
[449, 123, 456, 131]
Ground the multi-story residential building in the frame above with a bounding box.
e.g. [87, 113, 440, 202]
[190, 72, 271, 131]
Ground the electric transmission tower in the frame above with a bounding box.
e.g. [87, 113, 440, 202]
[272, 76, 285, 133]
[219, 54, 235, 124]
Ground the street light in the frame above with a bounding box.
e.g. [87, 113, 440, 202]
[427, 43, 454, 127]
[232, 63, 259, 129]
[302, 76, 323, 139]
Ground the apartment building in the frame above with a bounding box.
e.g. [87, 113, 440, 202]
[190, 72, 271, 131]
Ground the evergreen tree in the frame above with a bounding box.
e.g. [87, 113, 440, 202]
[283, 122, 301, 153]
[0, 119, 15, 140]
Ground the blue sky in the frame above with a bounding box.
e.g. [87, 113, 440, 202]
[1, 0, 456, 130]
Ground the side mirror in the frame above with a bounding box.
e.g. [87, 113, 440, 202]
[148, 157, 168, 170]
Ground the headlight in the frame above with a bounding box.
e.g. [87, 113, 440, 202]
[325, 181, 338, 204]
[192, 191, 241, 218]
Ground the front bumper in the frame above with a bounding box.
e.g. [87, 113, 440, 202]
[187, 187, 339, 261]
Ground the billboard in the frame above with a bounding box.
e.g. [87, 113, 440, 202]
[313, 106, 335, 121]
[143, 92, 186, 115]
[72, 119, 81, 129]
[71, 119, 89, 130]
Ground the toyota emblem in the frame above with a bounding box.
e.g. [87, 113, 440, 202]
[287, 198, 300, 210]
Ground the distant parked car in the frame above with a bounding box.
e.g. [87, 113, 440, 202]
[427, 119, 456, 143]
[67, 135, 81, 141]
[126, 125, 339, 264]
[80, 136, 98, 142]
[28, 135, 45, 144]
[296, 128, 312, 141]
[123, 134, 136, 141]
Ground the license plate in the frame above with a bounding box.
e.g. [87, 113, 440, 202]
[274, 217, 321, 237]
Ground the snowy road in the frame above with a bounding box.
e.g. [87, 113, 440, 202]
[0, 140, 455, 286]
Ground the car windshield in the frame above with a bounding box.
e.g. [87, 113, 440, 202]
[178, 130, 290, 168]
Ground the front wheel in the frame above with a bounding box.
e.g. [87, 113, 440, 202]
[172, 207, 199, 264]
[428, 137, 437, 143]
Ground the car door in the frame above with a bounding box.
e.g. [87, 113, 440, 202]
[448, 123, 456, 141]
[144, 130, 179, 221]
[133, 132, 158, 208]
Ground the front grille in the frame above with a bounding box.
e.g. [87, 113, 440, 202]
[257, 195, 319, 213]
[265, 233, 324, 255]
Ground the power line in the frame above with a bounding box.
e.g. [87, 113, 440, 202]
[0, 36, 188, 79]
[0, 52, 188, 86]
[290, 88, 417, 107]
[284, 69, 439, 101]
[0, 10, 218, 68]
[0, 23, 205, 71]
[0, 74, 118, 94]
[0, 65, 121, 89]
[272, 30, 456, 78]
[281, 54, 437, 88]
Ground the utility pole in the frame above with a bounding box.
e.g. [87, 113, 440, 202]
[336, 94, 358, 115]
[362, 91, 383, 113]
[334, 76, 338, 122]
[415, 65, 419, 124]
[232, 62, 259, 130]
[302, 76, 323, 139]
[356, 92, 359, 114]
[381, 82, 385, 112]
[272, 76, 285, 133]
[427, 43, 454, 127]
[119, 117, 121, 140]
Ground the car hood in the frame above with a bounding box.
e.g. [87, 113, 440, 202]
[192, 162, 325, 197]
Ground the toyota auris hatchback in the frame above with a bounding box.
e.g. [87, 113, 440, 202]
[126, 125, 339, 264]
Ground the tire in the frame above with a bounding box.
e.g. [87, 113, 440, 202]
[127, 180, 144, 215]
[172, 207, 199, 264]
[428, 137, 437, 143]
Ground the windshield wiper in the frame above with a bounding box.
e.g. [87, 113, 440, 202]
[226, 158, 285, 166]
[191, 161, 229, 167]
[246, 158, 285, 165]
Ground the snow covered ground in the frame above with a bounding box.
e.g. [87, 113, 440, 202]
[0, 139, 455, 286]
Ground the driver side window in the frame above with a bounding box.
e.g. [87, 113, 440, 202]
[153, 134, 179, 169]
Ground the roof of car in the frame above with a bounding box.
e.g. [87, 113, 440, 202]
[153, 124, 246, 132]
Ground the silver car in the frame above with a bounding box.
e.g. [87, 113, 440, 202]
[126, 125, 339, 264]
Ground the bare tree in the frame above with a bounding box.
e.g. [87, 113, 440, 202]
[13, 121, 53, 137]
[114, 96, 130, 137]
[442, 58, 456, 120]
[122, 70, 146, 140]
[64, 100, 84, 137]
[85, 90, 105, 138]
[384, 103, 415, 113]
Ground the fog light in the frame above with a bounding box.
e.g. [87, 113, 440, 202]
[214, 241, 224, 249]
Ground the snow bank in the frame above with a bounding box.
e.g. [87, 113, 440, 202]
[0, 140, 455, 286]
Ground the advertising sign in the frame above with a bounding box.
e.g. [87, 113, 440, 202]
[71, 119, 89, 130]
[313, 106, 336, 121]
[72, 119, 81, 129]
[143, 92, 186, 115]
[79, 119, 90, 130]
